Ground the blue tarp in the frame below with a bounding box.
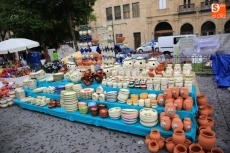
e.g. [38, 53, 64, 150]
[211, 54, 230, 89]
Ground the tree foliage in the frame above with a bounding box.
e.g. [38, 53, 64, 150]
[0, 0, 96, 48]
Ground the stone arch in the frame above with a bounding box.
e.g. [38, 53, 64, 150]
[224, 20, 230, 33]
[180, 23, 194, 35]
[201, 21, 216, 36]
[154, 22, 173, 41]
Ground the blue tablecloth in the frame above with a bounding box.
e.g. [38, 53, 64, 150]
[13, 98, 197, 142]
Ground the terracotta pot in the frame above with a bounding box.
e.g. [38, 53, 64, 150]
[183, 117, 192, 132]
[180, 87, 189, 99]
[160, 112, 167, 121]
[199, 105, 209, 116]
[197, 94, 207, 106]
[198, 129, 216, 151]
[77, 59, 83, 66]
[183, 98, 193, 111]
[148, 68, 155, 77]
[171, 86, 180, 98]
[174, 144, 187, 153]
[148, 140, 159, 153]
[174, 99, 183, 110]
[198, 126, 212, 133]
[97, 60, 102, 65]
[207, 117, 214, 128]
[94, 74, 103, 83]
[117, 37, 125, 43]
[99, 108, 108, 118]
[145, 135, 151, 146]
[165, 98, 174, 105]
[189, 143, 203, 153]
[157, 93, 165, 106]
[89, 107, 99, 116]
[164, 88, 173, 99]
[210, 148, 224, 153]
[171, 114, 180, 121]
[157, 137, 165, 149]
[92, 60, 97, 66]
[165, 102, 176, 118]
[161, 116, 171, 131]
[177, 96, 184, 102]
[171, 118, 183, 131]
[149, 129, 161, 141]
[172, 129, 186, 145]
[197, 115, 208, 126]
[166, 137, 176, 153]
[207, 104, 213, 116]
[183, 139, 192, 150]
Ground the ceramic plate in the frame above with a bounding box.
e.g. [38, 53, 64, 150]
[122, 120, 138, 124]
[121, 109, 138, 114]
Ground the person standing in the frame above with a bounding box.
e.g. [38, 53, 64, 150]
[26, 49, 41, 72]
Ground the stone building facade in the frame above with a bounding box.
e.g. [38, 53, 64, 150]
[90, 0, 230, 50]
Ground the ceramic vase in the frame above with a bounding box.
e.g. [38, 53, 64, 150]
[145, 135, 151, 146]
[173, 144, 187, 153]
[165, 102, 176, 118]
[149, 129, 161, 141]
[172, 129, 186, 145]
[171, 118, 183, 131]
[180, 87, 189, 99]
[189, 143, 204, 153]
[174, 99, 183, 110]
[197, 93, 207, 106]
[183, 98, 193, 111]
[198, 129, 216, 151]
[183, 117, 192, 132]
[157, 93, 165, 106]
[171, 86, 179, 98]
[157, 137, 165, 149]
[197, 115, 208, 126]
[166, 137, 175, 153]
[163, 88, 172, 99]
[160, 116, 171, 131]
[148, 140, 159, 153]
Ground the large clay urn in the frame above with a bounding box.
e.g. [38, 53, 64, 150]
[166, 137, 175, 153]
[172, 129, 186, 145]
[165, 102, 176, 118]
[198, 129, 216, 151]
[117, 37, 125, 43]
[149, 129, 161, 141]
[160, 116, 171, 131]
[180, 87, 189, 99]
[171, 118, 183, 131]
[171, 86, 180, 98]
[189, 143, 204, 153]
[148, 140, 159, 153]
[197, 93, 207, 106]
[173, 144, 187, 153]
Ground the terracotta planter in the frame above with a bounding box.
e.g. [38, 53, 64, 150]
[180, 87, 189, 99]
[99, 108, 108, 118]
[198, 129, 216, 151]
[166, 137, 176, 153]
[183, 98, 193, 111]
[189, 143, 203, 153]
[117, 37, 125, 43]
[148, 140, 159, 153]
[157, 137, 165, 149]
[210, 148, 224, 153]
[165, 102, 176, 118]
[198, 126, 212, 133]
[172, 129, 186, 145]
[183, 139, 192, 150]
[171, 86, 180, 98]
[197, 93, 207, 106]
[174, 99, 183, 110]
[199, 105, 209, 116]
[197, 115, 208, 126]
[149, 129, 161, 141]
[207, 117, 214, 128]
[173, 144, 187, 153]
[171, 118, 183, 131]
[164, 88, 173, 99]
[160, 116, 171, 131]
[145, 135, 151, 146]
[183, 117, 192, 132]
[157, 93, 165, 106]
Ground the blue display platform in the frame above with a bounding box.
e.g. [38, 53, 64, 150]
[13, 98, 197, 141]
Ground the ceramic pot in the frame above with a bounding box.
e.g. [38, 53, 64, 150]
[177, 96, 184, 103]
[183, 139, 192, 150]
[89, 107, 99, 116]
[164, 88, 172, 99]
[165, 102, 176, 118]
[166, 137, 175, 153]
[149, 129, 161, 141]
[171, 87, 180, 98]
[183, 98, 193, 111]
[148, 68, 155, 77]
[160, 112, 167, 121]
[197, 94, 207, 106]
[165, 98, 174, 104]
[171, 118, 183, 131]
[197, 115, 208, 126]
[199, 105, 209, 116]
[189, 143, 203, 153]
[157, 137, 165, 149]
[157, 93, 165, 106]
[198, 129, 216, 151]
[180, 87, 189, 99]
[207, 117, 214, 128]
[174, 99, 183, 110]
[161, 116, 171, 131]
[117, 37, 125, 43]
[99, 108, 108, 118]
[94, 74, 103, 83]
[198, 126, 212, 133]
[173, 144, 187, 153]
[183, 118, 192, 132]
[207, 104, 213, 116]
[145, 135, 151, 146]
[172, 129, 186, 145]
[148, 140, 159, 153]
[210, 148, 224, 153]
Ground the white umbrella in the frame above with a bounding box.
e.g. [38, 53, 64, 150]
[0, 38, 40, 54]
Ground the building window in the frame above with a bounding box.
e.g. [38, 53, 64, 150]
[114, 6, 121, 20]
[123, 4, 130, 19]
[159, 0, 166, 9]
[116, 34, 123, 43]
[184, 0, 191, 8]
[106, 7, 113, 21]
[132, 2, 140, 18]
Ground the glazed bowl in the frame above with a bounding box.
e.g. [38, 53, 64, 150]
[53, 72, 64, 81]
[78, 102, 87, 107]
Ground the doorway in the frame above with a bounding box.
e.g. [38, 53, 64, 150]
[134, 32, 141, 50]
[154, 22, 173, 41]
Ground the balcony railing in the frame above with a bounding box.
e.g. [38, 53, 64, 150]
[178, 3, 195, 14]
[200, 1, 217, 11]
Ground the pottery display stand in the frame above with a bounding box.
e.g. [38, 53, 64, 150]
[13, 79, 198, 142]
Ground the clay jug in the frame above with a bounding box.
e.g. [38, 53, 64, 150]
[183, 98, 193, 111]
[183, 118, 192, 132]
[149, 129, 161, 141]
[198, 126, 211, 133]
[164, 88, 173, 99]
[174, 99, 183, 110]
[165, 98, 174, 104]
[171, 118, 183, 131]
[207, 117, 214, 128]
[165, 102, 176, 118]
[166, 137, 176, 153]
[189, 143, 203, 153]
[157, 137, 165, 149]
[197, 94, 207, 106]
[210, 148, 224, 153]
[161, 116, 171, 131]
[173, 144, 187, 153]
[183, 139, 192, 150]
[145, 135, 151, 146]
[199, 105, 209, 116]
[198, 129, 216, 151]
[172, 129, 186, 145]
[157, 93, 165, 106]
[180, 87, 189, 99]
[148, 140, 159, 153]
[207, 104, 213, 116]
[197, 115, 208, 126]
[171, 86, 180, 98]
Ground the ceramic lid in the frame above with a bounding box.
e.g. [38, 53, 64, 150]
[123, 57, 132, 61]
[136, 56, 144, 60]
[148, 57, 157, 61]
[140, 108, 158, 117]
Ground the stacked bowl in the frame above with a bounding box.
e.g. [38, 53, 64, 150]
[65, 83, 74, 91]
[79, 106, 88, 114]
[105, 91, 118, 102]
[53, 72, 64, 81]
[72, 84, 83, 98]
[80, 88, 94, 100]
[62, 91, 78, 112]
[108, 107, 121, 119]
[121, 109, 139, 124]
[117, 89, 130, 103]
[139, 108, 158, 127]
[55, 85, 65, 94]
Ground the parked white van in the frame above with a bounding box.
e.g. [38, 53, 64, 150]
[158, 35, 196, 55]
